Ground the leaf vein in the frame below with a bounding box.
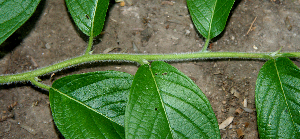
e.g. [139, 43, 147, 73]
[163, 102, 209, 138]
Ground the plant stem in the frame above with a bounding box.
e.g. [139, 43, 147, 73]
[30, 78, 51, 90]
[1, 51, 300, 85]
[202, 39, 210, 52]
[85, 35, 94, 55]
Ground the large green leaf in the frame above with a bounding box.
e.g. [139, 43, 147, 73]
[125, 61, 220, 138]
[255, 57, 300, 138]
[186, 0, 235, 39]
[65, 0, 109, 37]
[49, 71, 133, 139]
[0, 0, 41, 45]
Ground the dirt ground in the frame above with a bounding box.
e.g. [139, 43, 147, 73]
[1, 0, 300, 138]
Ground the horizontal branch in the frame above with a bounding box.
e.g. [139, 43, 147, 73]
[1, 51, 299, 87]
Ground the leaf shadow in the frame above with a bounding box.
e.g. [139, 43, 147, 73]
[0, 0, 46, 59]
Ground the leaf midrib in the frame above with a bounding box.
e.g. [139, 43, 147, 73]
[90, 0, 98, 37]
[208, 0, 218, 40]
[51, 87, 124, 127]
[273, 58, 297, 135]
[149, 66, 174, 139]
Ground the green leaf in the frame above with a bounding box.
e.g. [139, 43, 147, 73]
[255, 57, 300, 138]
[65, 0, 109, 37]
[0, 0, 41, 45]
[49, 71, 133, 139]
[187, 0, 235, 39]
[125, 61, 220, 138]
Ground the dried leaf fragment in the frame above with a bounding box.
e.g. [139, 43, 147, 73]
[235, 108, 243, 115]
[285, 16, 292, 31]
[120, 1, 125, 7]
[237, 128, 245, 139]
[243, 98, 247, 108]
[244, 122, 250, 128]
[161, 1, 174, 6]
[8, 102, 18, 111]
[132, 42, 140, 53]
[242, 107, 253, 113]
[20, 124, 37, 135]
[219, 116, 234, 129]
[231, 87, 240, 98]
[115, 0, 125, 6]
[103, 47, 121, 54]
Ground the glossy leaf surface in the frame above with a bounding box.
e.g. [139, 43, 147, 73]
[0, 0, 41, 45]
[256, 57, 300, 138]
[125, 61, 220, 138]
[187, 0, 235, 39]
[65, 0, 109, 37]
[50, 71, 133, 139]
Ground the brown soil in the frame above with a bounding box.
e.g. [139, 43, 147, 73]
[1, 0, 300, 138]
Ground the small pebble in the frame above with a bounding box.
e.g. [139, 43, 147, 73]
[189, 24, 193, 29]
[231, 36, 235, 40]
[185, 30, 191, 36]
[45, 43, 51, 49]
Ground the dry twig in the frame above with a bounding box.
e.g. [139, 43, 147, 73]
[246, 17, 257, 35]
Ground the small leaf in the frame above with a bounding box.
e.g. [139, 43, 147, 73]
[255, 57, 300, 138]
[0, 0, 41, 45]
[125, 61, 220, 138]
[65, 0, 110, 37]
[50, 71, 133, 139]
[187, 0, 235, 39]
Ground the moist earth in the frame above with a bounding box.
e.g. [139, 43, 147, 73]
[1, 0, 300, 138]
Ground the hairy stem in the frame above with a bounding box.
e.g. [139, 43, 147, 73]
[202, 39, 210, 52]
[1, 51, 300, 85]
[85, 35, 94, 55]
[30, 78, 51, 90]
